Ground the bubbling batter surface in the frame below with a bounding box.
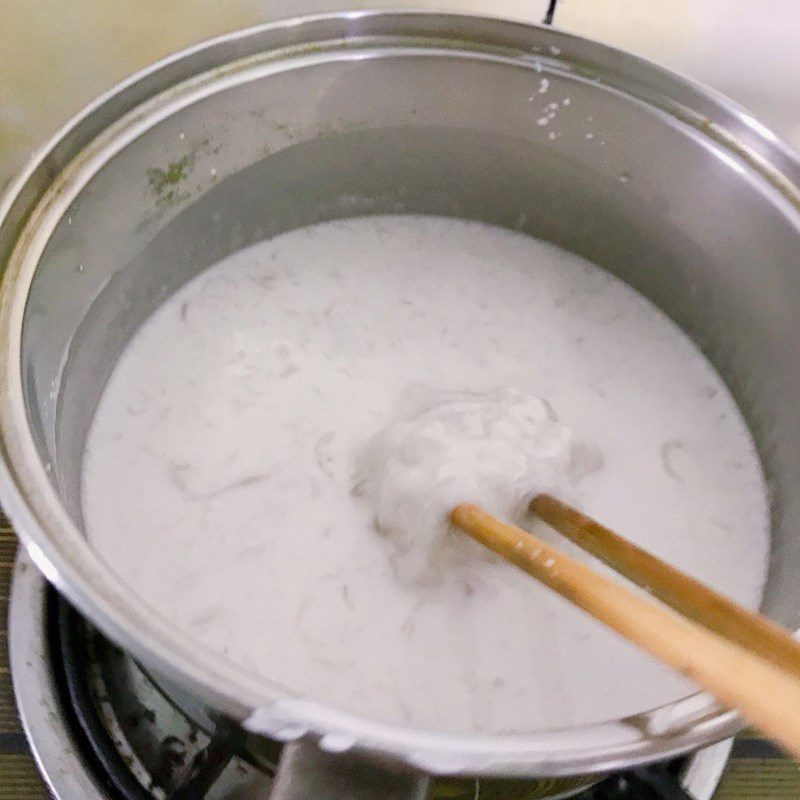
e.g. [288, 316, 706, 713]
[82, 215, 770, 734]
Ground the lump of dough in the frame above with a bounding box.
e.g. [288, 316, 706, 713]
[354, 388, 600, 582]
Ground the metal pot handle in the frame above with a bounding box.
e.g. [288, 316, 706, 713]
[271, 740, 430, 800]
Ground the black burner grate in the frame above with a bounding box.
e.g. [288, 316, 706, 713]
[52, 592, 240, 800]
[575, 764, 693, 800]
[50, 590, 695, 800]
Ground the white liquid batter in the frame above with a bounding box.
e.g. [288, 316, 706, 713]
[82, 215, 770, 734]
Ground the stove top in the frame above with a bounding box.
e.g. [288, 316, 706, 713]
[1, 520, 797, 800]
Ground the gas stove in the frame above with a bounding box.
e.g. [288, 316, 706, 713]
[4, 521, 785, 800]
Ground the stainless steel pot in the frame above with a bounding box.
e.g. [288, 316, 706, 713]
[2, 11, 800, 799]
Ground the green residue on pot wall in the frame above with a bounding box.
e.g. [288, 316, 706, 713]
[147, 153, 193, 207]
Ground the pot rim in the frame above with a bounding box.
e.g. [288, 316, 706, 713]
[1, 10, 798, 777]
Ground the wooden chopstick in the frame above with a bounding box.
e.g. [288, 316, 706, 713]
[450, 502, 800, 760]
[530, 493, 800, 681]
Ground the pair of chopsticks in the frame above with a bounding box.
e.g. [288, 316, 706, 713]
[451, 495, 800, 759]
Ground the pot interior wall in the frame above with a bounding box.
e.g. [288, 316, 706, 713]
[18, 48, 800, 629]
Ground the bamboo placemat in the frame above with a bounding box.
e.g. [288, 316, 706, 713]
[0, 518, 47, 799]
[0, 518, 796, 799]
